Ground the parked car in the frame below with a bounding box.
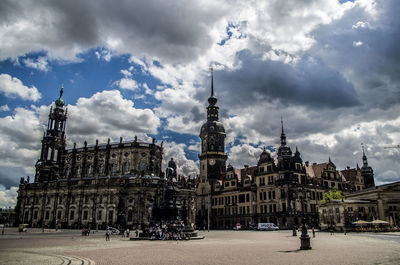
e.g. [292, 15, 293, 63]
[257, 223, 279, 231]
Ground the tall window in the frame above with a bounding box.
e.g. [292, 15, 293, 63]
[98, 210, 102, 220]
[128, 210, 133, 221]
[70, 210, 75, 220]
[109, 210, 113, 222]
[83, 211, 88, 220]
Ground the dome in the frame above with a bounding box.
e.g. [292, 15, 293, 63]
[200, 121, 225, 136]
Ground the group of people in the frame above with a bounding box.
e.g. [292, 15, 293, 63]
[146, 222, 189, 240]
[81, 227, 90, 236]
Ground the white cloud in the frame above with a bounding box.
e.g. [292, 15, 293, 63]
[143, 83, 153, 95]
[120, 69, 132, 77]
[22, 56, 49, 71]
[353, 41, 363, 47]
[162, 141, 199, 178]
[0, 106, 44, 187]
[0, 74, 41, 101]
[115, 78, 139, 90]
[352, 21, 370, 29]
[66, 90, 160, 145]
[0, 105, 10, 111]
[95, 48, 112, 62]
[0, 185, 18, 209]
[227, 144, 263, 168]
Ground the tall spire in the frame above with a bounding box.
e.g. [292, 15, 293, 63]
[361, 143, 368, 166]
[211, 67, 214, 97]
[208, 67, 217, 106]
[280, 117, 286, 146]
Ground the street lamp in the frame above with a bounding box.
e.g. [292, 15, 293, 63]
[298, 187, 311, 250]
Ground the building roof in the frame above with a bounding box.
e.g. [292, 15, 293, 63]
[305, 163, 327, 178]
[341, 168, 358, 183]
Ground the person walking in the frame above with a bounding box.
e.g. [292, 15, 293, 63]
[312, 227, 315, 238]
[106, 227, 111, 241]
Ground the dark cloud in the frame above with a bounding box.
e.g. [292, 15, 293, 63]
[0, 167, 26, 188]
[213, 49, 360, 110]
[311, 0, 400, 109]
[0, 0, 227, 62]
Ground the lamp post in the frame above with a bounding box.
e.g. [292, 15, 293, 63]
[298, 187, 311, 250]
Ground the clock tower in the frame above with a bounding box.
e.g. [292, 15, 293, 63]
[198, 68, 227, 191]
[196, 68, 227, 229]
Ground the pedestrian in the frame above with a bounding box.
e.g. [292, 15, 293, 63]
[330, 227, 334, 235]
[312, 227, 315, 238]
[106, 227, 110, 241]
[344, 227, 347, 235]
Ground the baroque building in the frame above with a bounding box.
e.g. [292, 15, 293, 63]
[196, 71, 375, 230]
[16, 88, 196, 229]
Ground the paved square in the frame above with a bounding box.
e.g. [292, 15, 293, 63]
[1, 228, 400, 265]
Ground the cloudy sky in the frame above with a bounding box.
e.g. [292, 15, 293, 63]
[0, 0, 399, 208]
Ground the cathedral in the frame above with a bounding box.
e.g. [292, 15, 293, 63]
[196, 70, 375, 230]
[16, 87, 196, 230]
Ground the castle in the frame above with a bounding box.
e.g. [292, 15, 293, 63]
[195, 70, 375, 229]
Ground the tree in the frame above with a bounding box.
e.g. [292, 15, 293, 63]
[321, 188, 343, 203]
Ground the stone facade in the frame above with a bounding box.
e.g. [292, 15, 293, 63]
[196, 72, 375, 230]
[16, 87, 196, 229]
[319, 181, 400, 230]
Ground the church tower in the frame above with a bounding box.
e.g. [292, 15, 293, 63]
[361, 144, 375, 188]
[277, 119, 293, 172]
[35, 86, 67, 182]
[198, 68, 227, 190]
[196, 69, 227, 228]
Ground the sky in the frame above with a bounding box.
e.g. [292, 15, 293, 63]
[0, 0, 399, 208]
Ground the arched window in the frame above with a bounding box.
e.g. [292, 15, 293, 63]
[53, 149, 58, 161]
[47, 147, 52, 160]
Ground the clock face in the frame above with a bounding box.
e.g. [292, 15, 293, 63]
[209, 159, 216, 166]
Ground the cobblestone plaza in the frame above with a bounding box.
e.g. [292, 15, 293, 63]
[1, 228, 400, 265]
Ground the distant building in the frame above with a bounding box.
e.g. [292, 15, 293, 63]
[319, 181, 400, 230]
[196, 71, 375, 229]
[16, 87, 196, 229]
